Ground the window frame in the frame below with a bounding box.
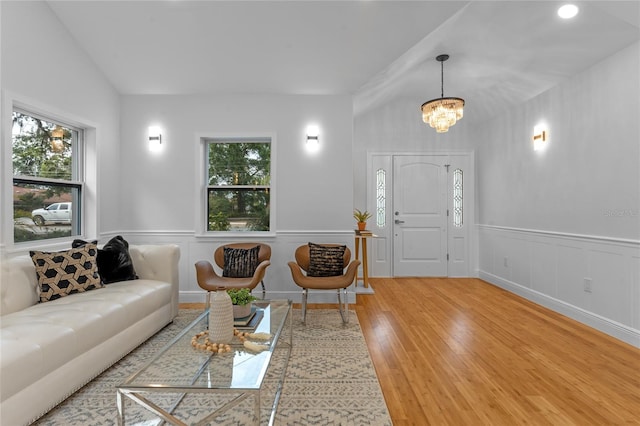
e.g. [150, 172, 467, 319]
[198, 133, 276, 237]
[6, 101, 91, 249]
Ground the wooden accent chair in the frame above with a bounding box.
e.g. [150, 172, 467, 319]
[287, 243, 360, 324]
[195, 242, 271, 305]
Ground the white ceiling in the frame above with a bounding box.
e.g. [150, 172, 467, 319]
[47, 1, 639, 122]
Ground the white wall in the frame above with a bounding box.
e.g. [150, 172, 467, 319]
[118, 94, 356, 303]
[0, 1, 121, 254]
[477, 43, 640, 240]
[477, 42, 640, 347]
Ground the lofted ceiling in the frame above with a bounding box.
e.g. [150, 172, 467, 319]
[46, 1, 640, 123]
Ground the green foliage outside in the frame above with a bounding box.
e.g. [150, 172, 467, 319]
[208, 211, 231, 231]
[14, 191, 47, 219]
[14, 227, 71, 243]
[207, 141, 271, 232]
[12, 112, 72, 180]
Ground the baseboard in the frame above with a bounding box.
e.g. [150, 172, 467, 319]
[479, 271, 640, 348]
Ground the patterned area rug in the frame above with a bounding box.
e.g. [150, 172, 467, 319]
[33, 309, 392, 425]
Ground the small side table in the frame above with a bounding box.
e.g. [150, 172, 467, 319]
[354, 232, 375, 288]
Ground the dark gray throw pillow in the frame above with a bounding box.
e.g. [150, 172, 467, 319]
[307, 242, 346, 277]
[223, 245, 259, 278]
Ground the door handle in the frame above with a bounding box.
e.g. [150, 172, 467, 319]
[394, 219, 405, 224]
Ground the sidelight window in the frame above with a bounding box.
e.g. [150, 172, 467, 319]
[453, 168, 463, 227]
[376, 168, 386, 228]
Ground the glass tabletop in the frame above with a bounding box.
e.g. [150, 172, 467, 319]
[118, 300, 292, 391]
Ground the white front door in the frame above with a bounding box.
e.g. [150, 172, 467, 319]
[392, 156, 448, 276]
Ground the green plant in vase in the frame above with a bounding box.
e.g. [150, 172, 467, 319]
[227, 288, 258, 318]
[353, 208, 372, 231]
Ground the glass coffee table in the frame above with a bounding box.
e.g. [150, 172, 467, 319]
[117, 300, 292, 425]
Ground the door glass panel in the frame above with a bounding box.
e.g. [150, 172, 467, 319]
[376, 168, 385, 228]
[453, 168, 463, 227]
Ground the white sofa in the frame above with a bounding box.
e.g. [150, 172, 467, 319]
[0, 244, 180, 426]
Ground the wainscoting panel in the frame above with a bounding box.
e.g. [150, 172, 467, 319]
[589, 249, 631, 326]
[531, 241, 557, 297]
[478, 225, 640, 348]
[557, 244, 587, 310]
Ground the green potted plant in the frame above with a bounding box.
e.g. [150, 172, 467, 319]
[353, 208, 372, 231]
[227, 288, 257, 318]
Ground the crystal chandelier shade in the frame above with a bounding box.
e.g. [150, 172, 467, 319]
[421, 54, 465, 133]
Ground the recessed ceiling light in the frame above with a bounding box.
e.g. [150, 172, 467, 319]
[558, 4, 579, 19]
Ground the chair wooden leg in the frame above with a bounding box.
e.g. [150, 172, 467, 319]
[205, 291, 212, 312]
[260, 280, 266, 299]
[301, 288, 308, 324]
[344, 287, 349, 323]
[337, 288, 349, 324]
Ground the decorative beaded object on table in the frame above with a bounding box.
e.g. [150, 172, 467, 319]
[191, 328, 272, 353]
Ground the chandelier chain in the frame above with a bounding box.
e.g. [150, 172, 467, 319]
[440, 60, 444, 98]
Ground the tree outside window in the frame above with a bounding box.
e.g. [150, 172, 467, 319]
[206, 138, 271, 232]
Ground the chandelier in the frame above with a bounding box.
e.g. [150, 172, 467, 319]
[421, 54, 464, 133]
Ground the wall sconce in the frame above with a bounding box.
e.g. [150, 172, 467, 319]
[533, 124, 548, 151]
[306, 125, 319, 146]
[148, 126, 162, 151]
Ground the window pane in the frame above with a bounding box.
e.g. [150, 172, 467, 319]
[208, 142, 270, 186]
[13, 182, 80, 243]
[12, 111, 74, 180]
[207, 188, 270, 231]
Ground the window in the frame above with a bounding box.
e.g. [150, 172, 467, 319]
[12, 110, 83, 243]
[204, 137, 271, 232]
[453, 168, 463, 227]
[376, 168, 386, 228]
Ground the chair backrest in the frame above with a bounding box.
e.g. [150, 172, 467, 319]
[214, 243, 271, 269]
[294, 244, 351, 273]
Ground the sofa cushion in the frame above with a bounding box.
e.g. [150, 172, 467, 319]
[30, 244, 103, 302]
[223, 245, 259, 278]
[307, 243, 346, 277]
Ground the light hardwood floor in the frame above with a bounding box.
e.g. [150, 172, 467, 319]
[357, 277, 640, 425]
[181, 278, 640, 425]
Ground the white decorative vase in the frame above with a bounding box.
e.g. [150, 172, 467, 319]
[233, 303, 252, 319]
[208, 288, 234, 343]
